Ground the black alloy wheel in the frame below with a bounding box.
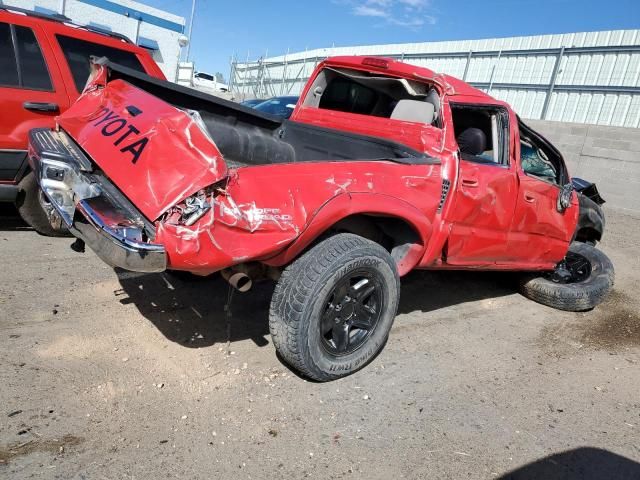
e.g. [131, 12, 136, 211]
[320, 269, 384, 355]
[269, 233, 400, 381]
[547, 251, 592, 284]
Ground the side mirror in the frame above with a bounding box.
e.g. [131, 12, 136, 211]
[557, 183, 573, 213]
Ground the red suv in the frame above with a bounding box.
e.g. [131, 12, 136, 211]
[0, 6, 165, 235]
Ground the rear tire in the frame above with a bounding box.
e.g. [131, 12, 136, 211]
[16, 172, 69, 237]
[269, 233, 400, 381]
[519, 242, 614, 312]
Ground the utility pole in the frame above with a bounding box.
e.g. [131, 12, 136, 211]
[185, 0, 196, 62]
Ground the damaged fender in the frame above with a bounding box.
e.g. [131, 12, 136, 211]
[157, 161, 441, 275]
[264, 191, 434, 276]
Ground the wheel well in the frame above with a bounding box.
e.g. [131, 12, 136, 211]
[575, 227, 601, 245]
[574, 193, 604, 246]
[329, 214, 423, 273]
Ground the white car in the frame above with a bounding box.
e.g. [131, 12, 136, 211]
[192, 72, 228, 93]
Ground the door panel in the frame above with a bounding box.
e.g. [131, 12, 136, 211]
[508, 119, 579, 266]
[509, 176, 578, 264]
[445, 160, 518, 265]
[0, 19, 70, 182]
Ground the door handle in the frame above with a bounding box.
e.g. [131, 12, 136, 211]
[524, 194, 536, 203]
[23, 102, 59, 112]
[461, 178, 478, 187]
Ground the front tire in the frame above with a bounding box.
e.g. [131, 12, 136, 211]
[269, 233, 400, 381]
[519, 242, 614, 312]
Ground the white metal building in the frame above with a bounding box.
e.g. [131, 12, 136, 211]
[230, 30, 640, 127]
[0, 0, 185, 80]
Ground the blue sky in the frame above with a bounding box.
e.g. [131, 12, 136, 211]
[145, 0, 640, 79]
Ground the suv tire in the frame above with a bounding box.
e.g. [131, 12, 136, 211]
[16, 172, 69, 237]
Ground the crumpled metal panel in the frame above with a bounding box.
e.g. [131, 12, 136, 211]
[156, 161, 442, 274]
[57, 80, 227, 221]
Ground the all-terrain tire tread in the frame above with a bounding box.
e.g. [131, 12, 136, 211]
[16, 172, 69, 237]
[519, 242, 614, 312]
[269, 233, 396, 380]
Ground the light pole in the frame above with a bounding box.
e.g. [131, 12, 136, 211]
[175, 34, 189, 82]
[185, 0, 196, 62]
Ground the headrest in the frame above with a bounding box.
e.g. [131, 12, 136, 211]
[390, 99, 435, 124]
[425, 89, 440, 121]
[457, 128, 486, 156]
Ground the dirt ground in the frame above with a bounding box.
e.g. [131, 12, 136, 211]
[1, 205, 639, 479]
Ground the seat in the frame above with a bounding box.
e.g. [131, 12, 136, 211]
[425, 89, 440, 121]
[390, 99, 435, 124]
[456, 127, 491, 162]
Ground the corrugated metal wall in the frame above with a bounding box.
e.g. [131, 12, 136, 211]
[230, 30, 640, 127]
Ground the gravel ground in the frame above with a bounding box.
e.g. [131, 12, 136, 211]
[1, 205, 639, 479]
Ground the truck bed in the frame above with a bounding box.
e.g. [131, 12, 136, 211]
[105, 62, 433, 168]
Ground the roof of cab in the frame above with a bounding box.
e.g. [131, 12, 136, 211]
[321, 55, 499, 103]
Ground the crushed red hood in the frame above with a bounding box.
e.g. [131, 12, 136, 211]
[57, 79, 227, 220]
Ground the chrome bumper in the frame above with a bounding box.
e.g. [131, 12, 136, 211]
[28, 128, 166, 273]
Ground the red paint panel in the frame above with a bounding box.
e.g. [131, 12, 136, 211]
[509, 175, 579, 263]
[57, 80, 227, 220]
[158, 161, 442, 275]
[297, 56, 494, 105]
[445, 160, 519, 265]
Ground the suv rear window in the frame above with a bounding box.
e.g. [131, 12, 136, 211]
[56, 34, 145, 92]
[0, 22, 19, 87]
[0, 22, 52, 91]
[15, 25, 52, 90]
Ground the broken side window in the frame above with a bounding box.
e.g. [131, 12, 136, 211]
[303, 67, 441, 127]
[450, 103, 509, 166]
[518, 121, 567, 186]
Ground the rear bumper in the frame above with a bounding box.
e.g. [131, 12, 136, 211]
[28, 128, 166, 273]
[71, 197, 167, 272]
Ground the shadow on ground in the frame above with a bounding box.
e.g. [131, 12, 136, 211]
[115, 269, 273, 348]
[0, 204, 31, 232]
[115, 268, 517, 349]
[497, 447, 640, 479]
[398, 269, 516, 315]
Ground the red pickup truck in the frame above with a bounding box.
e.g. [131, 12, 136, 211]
[28, 56, 613, 381]
[0, 6, 164, 235]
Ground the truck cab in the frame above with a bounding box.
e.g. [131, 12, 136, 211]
[292, 56, 579, 268]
